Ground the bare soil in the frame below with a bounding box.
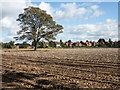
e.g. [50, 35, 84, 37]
[2, 48, 120, 89]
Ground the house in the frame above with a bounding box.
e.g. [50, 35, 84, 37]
[88, 42, 92, 46]
[15, 45, 19, 49]
[92, 41, 97, 47]
[86, 41, 92, 46]
[65, 43, 69, 47]
[75, 42, 79, 46]
[45, 42, 49, 46]
[101, 41, 105, 45]
[15, 43, 20, 49]
[86, 42, 88, 46]
[105, 41, 109, 46]
[72, 43, 76, 47]
[55, 42, 61, 48]
[65, 42, 73, 47]
[69, 43, 73, 47]
[27, 45, 33, 49]
[79, 43, 83, 47]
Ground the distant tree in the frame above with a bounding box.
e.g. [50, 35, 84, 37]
[98, 38, 105, 43]
[108, 38, 112, 47]
[80, 41, 84, 44]
[49, 41, 56, 48]
[38, 41, 46, 48]
[118, 40, 120, 48]
[0, 43, 2, 49]
[60, 40, 64, 48]
[113, 41, 118, 48]
[86, 40, 88, 42]
[109, 38, 112, 43]
[19, 44, 24, 48]
[68, 40, 72, 43]
[14, 6, 63, 51]
[32, 41, 35, 46]
[9, 41, 15, 49]
[63, 44, 67, 48]
[37, 41, 42, 48]
[9, 41, 15, 46]
[98, 43, 104, 47]
[23, 42, 29, 48]
[1, 41, 15, 49]
[18, 42, 30, 48]
[65, 41, 68, 43]
[2, 43, 11, 48]
[42, 42, 46, 48]
[60, 40, 62, 43]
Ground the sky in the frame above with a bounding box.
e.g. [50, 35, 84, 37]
[0, 0, 118, 43]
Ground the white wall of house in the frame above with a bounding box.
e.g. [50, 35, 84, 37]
[56, 44, 61, 48]
[15, 45, 19, 49]
[79, 43, 82, 47]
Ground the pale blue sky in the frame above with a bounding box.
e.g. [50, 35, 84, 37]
[0, 1, 118, 43]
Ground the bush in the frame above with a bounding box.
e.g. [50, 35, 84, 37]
[97, 43, 105, 47]
[2, 43, 11, 49]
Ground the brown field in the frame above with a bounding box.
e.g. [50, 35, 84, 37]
[2, 48, 120, 89]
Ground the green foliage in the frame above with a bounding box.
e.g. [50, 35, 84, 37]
[38, 41, 46, 48]
[23, 42, 29, 48]
[60, 44, 66, 48]
[2, 43, 11, 48]
[60, 40, 65, 48]
[15, 6, 63, 50]
[118, 41, 120, 48]
[46, 46, 50, 48]
[98, 38, 105, 43]
[97, 43, 105, 47]
[80, 41, 85, 45]
[19, 44, 24, 48]
[0, 43, 2, 49]
[49, 41, 56, 48]
[108, 38, 113, 47]
[113, 41, 118, 48]
[1, 41, 15, 49]
[9, 41, 15, 46]
[18, 42, 30, 48]
[32, 41, 35, 46]
[68, 40, 72, 43]
[9, 41, 15, 49]
[60, 40, 62, 43]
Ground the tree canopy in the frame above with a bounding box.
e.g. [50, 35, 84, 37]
[98, 38, 105, 43]
[14, 6, 63, 50]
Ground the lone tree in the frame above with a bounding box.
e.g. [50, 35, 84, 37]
[14, 6, 63, 51]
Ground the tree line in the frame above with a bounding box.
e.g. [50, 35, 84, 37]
[0, 38, 120, 49]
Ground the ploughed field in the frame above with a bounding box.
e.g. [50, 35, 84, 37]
[2, 48, 120, 89]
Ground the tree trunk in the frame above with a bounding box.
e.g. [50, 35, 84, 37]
[34, 41, 37, 51]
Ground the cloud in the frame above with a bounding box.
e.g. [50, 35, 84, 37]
[0, 1, 115, 43]
[90, 5, 104, 17]
[91, 5, 99, 10]
[52, 3, 104, 21]
[2, 0, 26, 18]
[0, 0, 30, 42]
[0, 36, 13, 42]
[39, 2, 54, 16]
[56, 19, 118, 42]
[53, 3, 91, 21]
[0, 1, 54, 42]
